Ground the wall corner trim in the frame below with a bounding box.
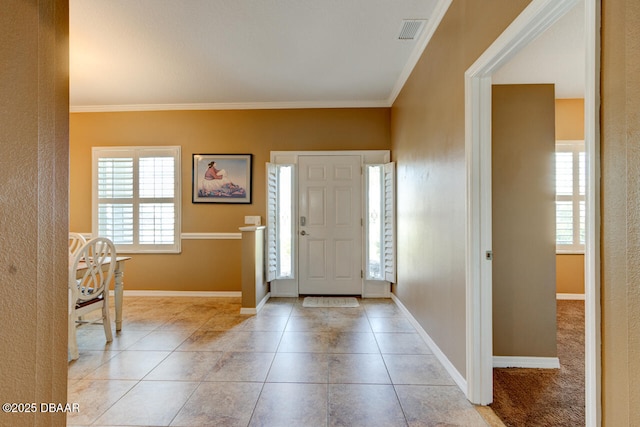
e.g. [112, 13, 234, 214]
[391, 294, 467, 392]
[493, 356, 560, 369]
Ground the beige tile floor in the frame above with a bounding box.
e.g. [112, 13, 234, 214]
[67, 296, 500, 427]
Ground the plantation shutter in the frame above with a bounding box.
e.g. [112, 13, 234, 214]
[97, 156, 135, 245]
[266, 163, 278, 282]
[139, 155, 176, 245]
[93, 146, 181, 253]
[555, 141, 585, 252]
[383, 162, 396, 283]
[365, 162, 396, 283]
[265, 162, 295, 281]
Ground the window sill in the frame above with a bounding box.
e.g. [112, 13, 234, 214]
[556, 250, 585, 255]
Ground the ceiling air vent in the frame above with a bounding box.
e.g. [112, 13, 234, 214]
[398, 19, 426, 40]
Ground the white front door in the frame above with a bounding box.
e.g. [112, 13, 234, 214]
[298, 155, 362, 295]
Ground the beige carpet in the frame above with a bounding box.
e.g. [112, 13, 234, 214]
[302, 297, 360, 308]
[490, 300, 585, 426]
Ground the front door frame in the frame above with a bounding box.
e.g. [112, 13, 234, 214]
[269, 150, 391, 298]
[464, 1, 601, 426]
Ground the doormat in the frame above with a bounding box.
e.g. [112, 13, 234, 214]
[302, 297, 360, 308]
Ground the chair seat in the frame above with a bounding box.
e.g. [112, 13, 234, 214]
[75, 294, 104, 309]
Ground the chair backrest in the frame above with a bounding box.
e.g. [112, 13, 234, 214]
[68, 232, 87, 257]
[69, 237, 117, 303]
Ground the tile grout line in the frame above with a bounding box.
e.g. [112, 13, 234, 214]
[366, 301, 411, 426]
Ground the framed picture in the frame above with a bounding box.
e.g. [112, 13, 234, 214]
[192, 154, 252, 204]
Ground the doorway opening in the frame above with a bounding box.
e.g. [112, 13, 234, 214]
[464, 0, 600, 426]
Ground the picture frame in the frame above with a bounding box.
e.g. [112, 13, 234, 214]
[192, 154, 252, 204]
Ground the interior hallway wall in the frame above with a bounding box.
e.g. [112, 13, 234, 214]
[0, 1, 69, 426]
[491, 84, 557, 358]
[601, 0, 640, 424]
[390, 0, 531, 377]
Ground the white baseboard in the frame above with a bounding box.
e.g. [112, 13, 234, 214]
[390, 294, 467, 393]
[269, 281, 299, 297]
[493, 356, 560, 369]
[362, 293, 392, 299]
[363, 281, 391, 298]
[111, 290, 242, 298]
[240, 292, 271, 314]
[556, 293, 585, 300]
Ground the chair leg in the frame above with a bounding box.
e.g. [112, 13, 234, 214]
[68, 312, 79, 361]
[102, 303, 113, 343]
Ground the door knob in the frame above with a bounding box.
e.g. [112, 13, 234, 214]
[300, 230, 309, 236]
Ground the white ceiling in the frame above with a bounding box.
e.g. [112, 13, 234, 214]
[69, 0, 585, 112]
[69, 0, 440, 111]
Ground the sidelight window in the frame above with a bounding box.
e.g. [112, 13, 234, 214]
[266, 163, 294, 280]
[365, 163, 396, 282]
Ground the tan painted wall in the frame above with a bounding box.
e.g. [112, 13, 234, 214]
[0, 1, 69, 426]
[601, 0, 640, 424]
[556, 254, 585, 294]
[390, 0, 531, 376]
[491, 84, 557, 357]
[555, 98, 585, 294]
[70, 109, 390, 291]
[556, 98, 585, 140]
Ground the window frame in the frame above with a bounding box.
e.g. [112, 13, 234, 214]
[92, 146, 182, 254]
[555, 140, 585, 254]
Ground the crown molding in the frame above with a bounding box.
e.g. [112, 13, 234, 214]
[69, 99, 389, 113]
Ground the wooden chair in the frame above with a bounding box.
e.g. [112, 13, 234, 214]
[68, 237, 116, 360]
[68, 232, 88, 324]
[68, 232, 87, 258]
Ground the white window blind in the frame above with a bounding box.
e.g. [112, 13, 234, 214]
[93, 147, 181, 253]
[383, 162, 396, 282]
[556, 140, 585, 253]
[266, 163, 278, 282]
[266, 163, 294, 281]
[365, 163, 396, 283]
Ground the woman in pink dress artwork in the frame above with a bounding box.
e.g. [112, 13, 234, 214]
[204, 161, 226, 180]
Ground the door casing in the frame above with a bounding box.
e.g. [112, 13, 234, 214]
[269, 150, 391, 298]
